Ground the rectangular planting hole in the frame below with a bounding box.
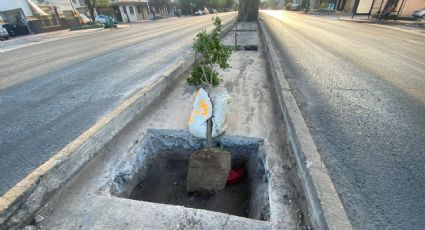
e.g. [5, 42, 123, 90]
[108, 129, 270, 221]
[226, 45, 259, 51]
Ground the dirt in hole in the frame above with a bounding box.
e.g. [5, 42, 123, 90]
[129, 154, 251, 218]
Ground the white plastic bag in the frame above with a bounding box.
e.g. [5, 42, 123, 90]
[188, 88, 231, 138]
[210, 88, 231, 138]
[188, 88, 212, 138]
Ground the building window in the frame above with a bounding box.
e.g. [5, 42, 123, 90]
[129, 6, 134, 14]
[137, 6, 142, 14]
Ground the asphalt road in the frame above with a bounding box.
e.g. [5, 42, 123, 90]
[261, 11, 425, 229]
[0, 13, 235, 196]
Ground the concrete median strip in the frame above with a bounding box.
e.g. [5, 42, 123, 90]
[259, 19, 353, 230]
[0, 16, 235, 229]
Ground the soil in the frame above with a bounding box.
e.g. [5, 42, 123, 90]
[186, 148, 231, 193]
[129, 153, 251, 218]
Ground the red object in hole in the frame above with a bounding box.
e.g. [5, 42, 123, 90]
[227, 167, 246, 185]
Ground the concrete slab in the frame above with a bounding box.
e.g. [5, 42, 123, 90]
[29, 24, 312, 229]
[37, 195, 270, 230]
[234, 22, 258, 31]
[221, 22, 260, 48]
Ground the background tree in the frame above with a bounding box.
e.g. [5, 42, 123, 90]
[84, 0, 96, 22]
[150, 0, 172, 15]
[83, 0, 111, 23]
[97, 0, 111, 7]
[261, 0, 282, 9]
[176, 0, 236, 14]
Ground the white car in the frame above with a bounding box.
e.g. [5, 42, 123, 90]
[95, 15, 111, 24]
[412, 8, 425, 19]
[0, 26, 9, 40]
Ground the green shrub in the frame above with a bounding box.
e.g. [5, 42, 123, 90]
[187, 16, 232, 87]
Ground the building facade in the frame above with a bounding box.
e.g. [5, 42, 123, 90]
[0, 0, 84, 35]
[71, 0, 90, 16]
[0, 0, 33, 24]
[111, 0, 150, 22]
[341, 0, 424, 17]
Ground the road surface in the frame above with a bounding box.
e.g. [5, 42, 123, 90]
[261, 10, 425, 229]
[0, 13, 235, 195]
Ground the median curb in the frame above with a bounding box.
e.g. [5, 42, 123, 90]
[0, 15, 236, 229]
[258, 18, 353, 230]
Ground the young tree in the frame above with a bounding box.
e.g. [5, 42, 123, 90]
[187, 16, 232, 147]
[187, 16, 232, 88]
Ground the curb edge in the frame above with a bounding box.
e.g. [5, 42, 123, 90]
[258, 16, 353, 230]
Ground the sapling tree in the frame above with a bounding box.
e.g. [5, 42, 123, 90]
[187, 16, 232, 148]
[187, 16, 232, 88]
[186, 17, 233, 193]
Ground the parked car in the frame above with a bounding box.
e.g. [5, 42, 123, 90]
[412, 8, 425, 19]
[194, 10, 203, 16]
[79, 14, 91, 24]
[201, 7, 210, 14]
[95, 15, 116, 24]
[0, 26, 10, 40]
[286, 3, 300, 11]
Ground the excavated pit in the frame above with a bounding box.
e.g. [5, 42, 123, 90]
[108, 129, 270, 221]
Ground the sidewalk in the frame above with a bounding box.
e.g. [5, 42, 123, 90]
[305, 9, 424, 26]
[338, 15, 425, 27]
[0, 16, 183, 53]
[302, 9, 425, 35]
[0, 27, 106, 53]
[338, 15, 425, 36]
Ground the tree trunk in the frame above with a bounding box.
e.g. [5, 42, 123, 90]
[206, 86, 213, 150]
[207, 118, 212, 149]
[238, 0, 259, 22]
[84, 0, 96, 22]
